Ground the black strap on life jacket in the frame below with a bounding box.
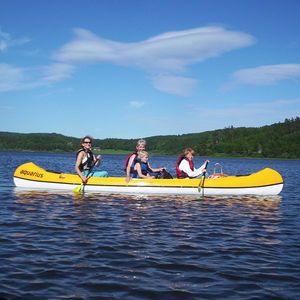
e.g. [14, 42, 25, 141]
[76, 149, 94, 172]
[140, 161, 151, 176]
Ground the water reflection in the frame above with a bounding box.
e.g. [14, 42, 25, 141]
[200, 195, 282, 214]
[13, 188, 281, 214]
[12, 189, 283, 250]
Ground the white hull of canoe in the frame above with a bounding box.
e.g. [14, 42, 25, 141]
[13, 177, 283, 196]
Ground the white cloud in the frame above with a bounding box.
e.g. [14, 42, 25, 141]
[0, 40, 7, 51]
[190, 98, 300, 121]
[0, 30, 10, 51]
[53, 26, 255, 95]
[151, 75, 198, 96]
[0, 26, 256, 95]
[0, 105, 14, 112]
[0, 63, 25, 91]
[227, 64, 300, 87]
[247, 98, 300, 108]
[42, 63, 75, 82]
[0, 30, 10, 40]
[54, 27, 255, 73]
[160, 97, 300, 134]
[125, 97, 300, 136]
[0, 29, 30, 52]
[0, 63, 43, 92]
[130, 101, 145, 108]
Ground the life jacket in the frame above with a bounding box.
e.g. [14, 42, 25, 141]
[176, 155, 194, 179]
[124, 151, 138, 174]
[132, 160, 152, 178]
[76, 149, 94, 172]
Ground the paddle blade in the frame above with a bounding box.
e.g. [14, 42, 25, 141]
[73, 183, 83, 194]
[198, 174, 205, 193]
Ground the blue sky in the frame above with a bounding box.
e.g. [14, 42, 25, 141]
[1, 0, 300, 139]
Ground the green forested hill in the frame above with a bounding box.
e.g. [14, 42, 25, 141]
[1, 117, 300, 159]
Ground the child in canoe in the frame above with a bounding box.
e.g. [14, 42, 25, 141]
[132, 151, 165, 179]
[124, 139, 147, 182]
[176, 148, 209, 179]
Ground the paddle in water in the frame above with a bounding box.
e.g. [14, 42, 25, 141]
[198, 161, 209, 195]
[73, 182, 85, 195]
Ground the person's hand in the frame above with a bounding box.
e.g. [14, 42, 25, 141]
[94, 155, 101, 166]
[125, 176, 131, 183]
[81, 175, 88, 184]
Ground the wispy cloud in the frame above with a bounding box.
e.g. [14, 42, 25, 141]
[151, 75, 198, 96]
[0, 28, 30, 52]
[54, 27, 255, 72]
[124, 97, 300, 136]
[190, 98, 300, 120]
[0, 105, 14, 112]
[0, 30, 43, 92]
[42, 63, 75, 82]
[0, 26, 256, 95]
[1, 26, 255, 95]
[225, 64, 300, 88]
[0, 63, 43, 92]
[0, 31, 9, 51]
[0, 63, 25, 91]
[53, 26, 255, 95]
[130, 101, 145, 108]
[159, 98, 300, 134]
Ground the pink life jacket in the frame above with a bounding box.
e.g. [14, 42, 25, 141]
[123, 151, 138, 173]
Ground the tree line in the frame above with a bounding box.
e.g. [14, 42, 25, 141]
[1, 117, 300, 159]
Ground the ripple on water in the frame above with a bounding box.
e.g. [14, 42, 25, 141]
[0, 185, 299, 299]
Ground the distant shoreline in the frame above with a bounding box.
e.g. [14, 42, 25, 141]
[1, 118, 300, 159]
[1, 149, 299, 160]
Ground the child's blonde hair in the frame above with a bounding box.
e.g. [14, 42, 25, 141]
[138, 151, 149, 159]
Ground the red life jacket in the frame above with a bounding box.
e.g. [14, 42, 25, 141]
[123, 151, 138, 172]
[176, 155, 194, 179]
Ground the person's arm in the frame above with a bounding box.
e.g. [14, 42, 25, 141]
[179, 159, 206, 178]
[94, 154, 101, 166]
[125, 154, 136, 182]
[197, 160, 209, 174]
[147, 162, 165, 173]
[135, 163, 154, 179]
[75, 152, 88, 183]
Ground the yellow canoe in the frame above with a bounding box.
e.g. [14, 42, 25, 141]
[13, 162, 284, 196]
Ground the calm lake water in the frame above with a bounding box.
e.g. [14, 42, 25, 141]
[0, 151, 300, 299]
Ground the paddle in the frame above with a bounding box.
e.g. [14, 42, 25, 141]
[73, 158, 99, 194]
[198, 161, 209, 195]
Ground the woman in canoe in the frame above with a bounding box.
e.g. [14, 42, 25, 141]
[124, 139, 147, 182]
[176, 148, 209, 179]
[75, 136, 108, 183]
[132, 151, 165, 179]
